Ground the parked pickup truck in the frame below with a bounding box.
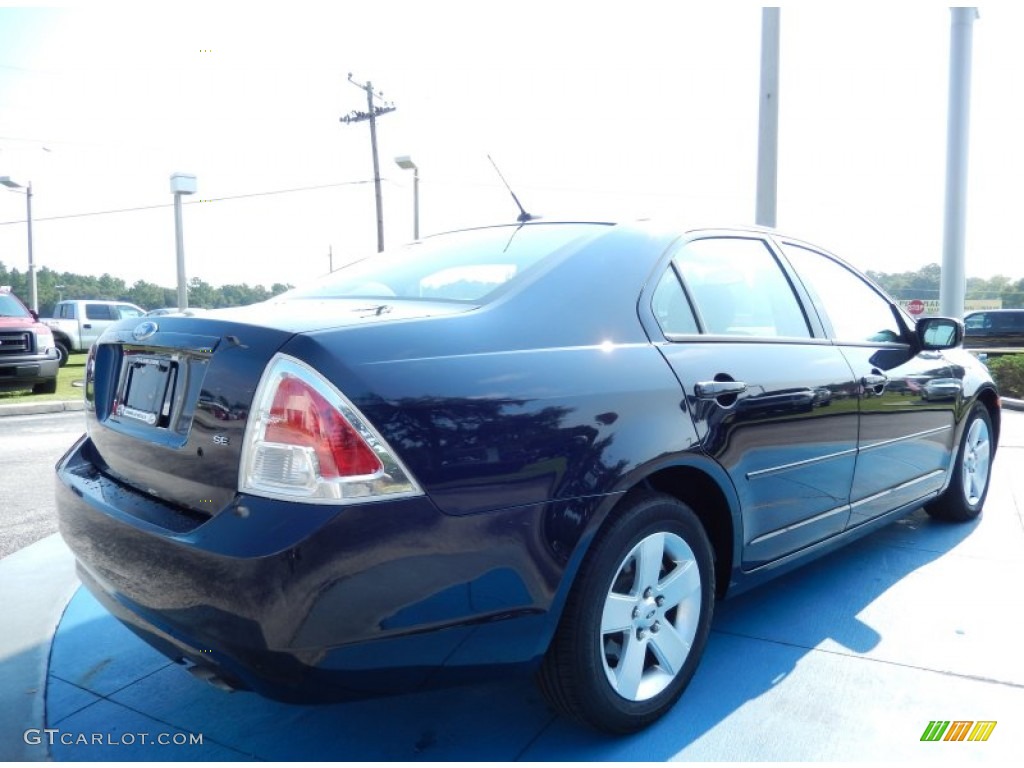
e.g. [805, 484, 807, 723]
[0, 286, 60, 394]
[42, 300, 145, 366]
[963, 309, 1024, 357]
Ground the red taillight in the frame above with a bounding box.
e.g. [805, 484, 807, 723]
[240, 354, 422, 504]
[265, 374, 382, 478]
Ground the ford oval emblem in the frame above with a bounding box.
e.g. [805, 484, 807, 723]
[132, 321, 159, 341]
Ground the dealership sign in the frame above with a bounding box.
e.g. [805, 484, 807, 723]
[898, 299, 1002, 317]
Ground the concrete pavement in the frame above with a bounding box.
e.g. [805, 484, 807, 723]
[0, 400, 84, 417]
[1, 411, 1022, 760]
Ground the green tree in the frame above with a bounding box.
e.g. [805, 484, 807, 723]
[4, 262, 294, 313]
[126, 280, 173, 310]
[867, 263, 942, 300]
[1001, 278, 1024, 309]
[187, 277, 218, 308]
[966, 274, 1011, 300]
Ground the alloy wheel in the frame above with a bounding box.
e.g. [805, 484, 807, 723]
[961, 416, 991, 507]
[600, 531, 702, 702]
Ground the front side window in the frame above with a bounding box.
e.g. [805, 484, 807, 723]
[964, 313, 987, 331]
[673, 237, 810, 338]
[781, 243, 903, 344]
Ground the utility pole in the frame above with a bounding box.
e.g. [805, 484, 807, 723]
[340, 74, 396, 252]
[328, 244, 333, 273]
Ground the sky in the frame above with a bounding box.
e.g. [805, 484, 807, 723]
[1, 1, 1022, 295]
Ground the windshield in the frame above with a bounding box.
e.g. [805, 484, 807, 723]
[287, 224, 607, 303]
[0, 293, 31, 318]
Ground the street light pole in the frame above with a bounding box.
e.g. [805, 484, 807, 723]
[395, 156, 419, 240]
[170, 173, 197, 310]
[0, 176, 38, 312]
[25, 182, 36, 313]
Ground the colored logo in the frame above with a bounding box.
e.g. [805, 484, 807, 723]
[921, 720, 997, 742]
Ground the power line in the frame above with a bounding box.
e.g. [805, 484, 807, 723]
[0, 178, 379, 227]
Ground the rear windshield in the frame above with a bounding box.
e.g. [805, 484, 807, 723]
[0, 293, 31, 318]
[288, 223, 607, 302]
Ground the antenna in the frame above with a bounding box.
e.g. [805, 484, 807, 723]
[487, 154, 537, 223]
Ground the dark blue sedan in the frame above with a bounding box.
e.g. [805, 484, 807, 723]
[56, 221, 999, 733]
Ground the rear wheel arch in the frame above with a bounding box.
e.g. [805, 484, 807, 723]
[536, 458, 740, 673]
[554, 459, 739, 623]
[536, 489, 717, 731]
[641, 465, 736, 599]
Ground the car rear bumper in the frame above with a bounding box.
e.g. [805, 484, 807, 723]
[55, 435, 570, 701]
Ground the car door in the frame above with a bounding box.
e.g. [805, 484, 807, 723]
[777, 241, 959, 528]
[647, 235, 860, 570]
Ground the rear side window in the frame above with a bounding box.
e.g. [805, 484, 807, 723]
[86, 304, 115, 320]
[673, 237, 810, 338]
[651, 268, 699, 335]
[117, 305, 143, 319]
[991, 312, 1024, 331]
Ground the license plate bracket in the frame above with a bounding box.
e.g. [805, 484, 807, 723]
[117, 356, 176, 428]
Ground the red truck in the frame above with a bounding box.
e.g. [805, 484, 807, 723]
[0, 286, 60, 395]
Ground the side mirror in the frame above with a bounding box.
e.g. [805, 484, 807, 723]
[30, 309, 39, 322]
[916, 316, 963, 350]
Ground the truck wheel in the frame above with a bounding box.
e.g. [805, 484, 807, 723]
[55, 341, 70, 367]
[33, 378, 58, 395]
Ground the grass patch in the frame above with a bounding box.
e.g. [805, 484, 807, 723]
[0, 353, 87, 403]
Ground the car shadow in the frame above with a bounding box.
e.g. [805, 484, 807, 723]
[42, 507, 981, 761]
[525, 506, 986, 759]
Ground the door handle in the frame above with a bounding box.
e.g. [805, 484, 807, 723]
[695, 380, 748, 399]
[83, 323, 92, 329]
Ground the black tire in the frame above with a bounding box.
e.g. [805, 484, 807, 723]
[925, 403, 994, 522]
[33, 378, 58, 395]
[55, 341, 70, 368]
[536, 492, 715, 733]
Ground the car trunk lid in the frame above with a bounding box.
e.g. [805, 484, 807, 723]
[84, 300, 472, 515]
